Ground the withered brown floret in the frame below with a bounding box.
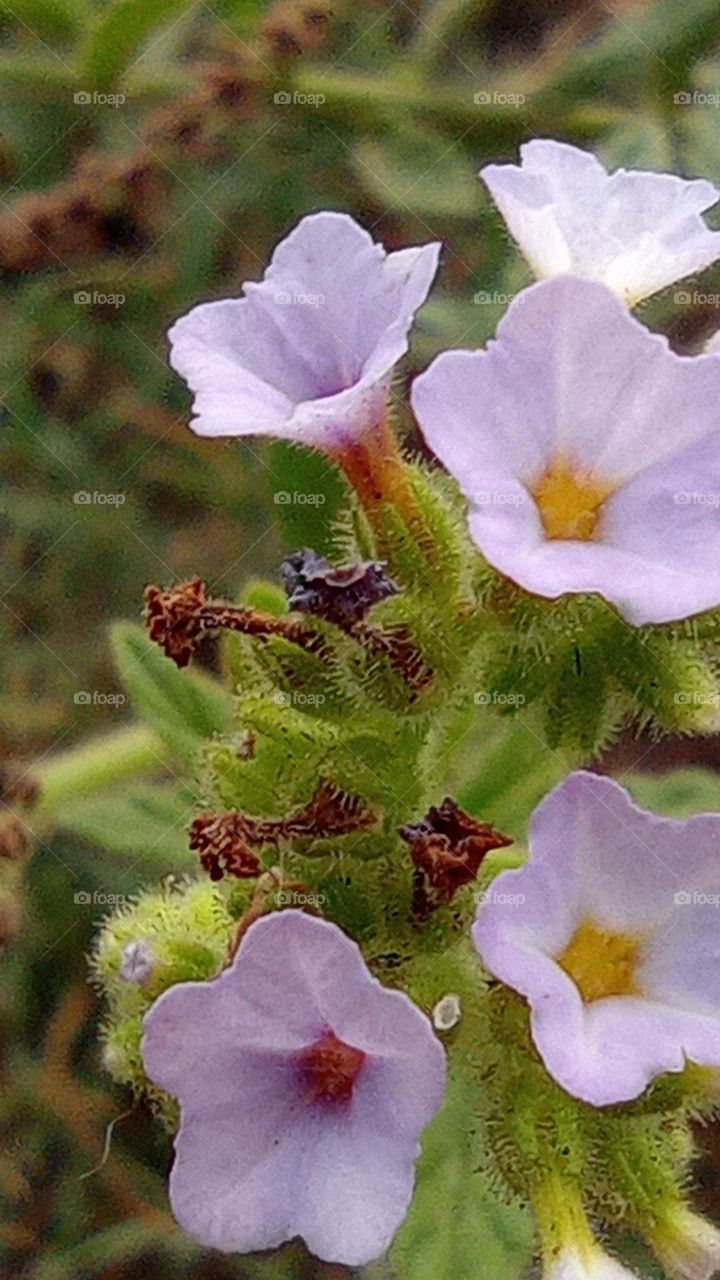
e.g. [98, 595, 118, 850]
[281, 548, 399, 626]
[144, 577, 329, 667]
[190, 781, 377, 882]
[189, 813, 263, 882]
[400, 797, 512, 918]
[144, 578, 209, 668]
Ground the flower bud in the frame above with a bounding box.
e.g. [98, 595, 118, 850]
[119, 940, 156, 987]
[544, 1245, 640, 1279]
[536, 1176, 639, 1280]
[649, 1206, 720, 1280]
[92, 878, 234, 1098]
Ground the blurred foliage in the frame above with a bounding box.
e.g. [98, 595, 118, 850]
[4, 0, 720, 1275]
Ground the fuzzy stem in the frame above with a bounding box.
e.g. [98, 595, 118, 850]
[339, 418, 420, 526]
[337, 416, 435, 562]
[33, 724, 167, 818]
[199, 603, 329, 658]
[533, 1173, 595, 1268]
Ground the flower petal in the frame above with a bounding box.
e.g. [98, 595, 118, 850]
[168, 1071, 306, 1255]
[473, 772, 720, 1105]
[142, 911, 446, 1262]
[169, 212, 439, 450]
[411, 276, 720, 623]
[481, 139, 720, 303]
[296, 1058, 439, 1265]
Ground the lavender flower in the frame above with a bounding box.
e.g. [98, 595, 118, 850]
[168, 212, 439, 452]
[481, 140, 720, 304]
[412, 275, 720, 625]
[141, 910, 446, 1264]
[473, 771, 720, 1106]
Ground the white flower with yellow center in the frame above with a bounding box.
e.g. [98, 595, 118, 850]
[473, 771, 720, 1105]
[411, 276, 720, 626]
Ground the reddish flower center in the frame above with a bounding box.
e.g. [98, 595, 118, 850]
[299, 1032, 366, 1103]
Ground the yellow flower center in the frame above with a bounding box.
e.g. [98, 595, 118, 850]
[557, 918, 643, 1003]
[532, 460, 615, 541]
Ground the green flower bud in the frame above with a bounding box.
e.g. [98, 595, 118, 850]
[92, 876, 234, 1106]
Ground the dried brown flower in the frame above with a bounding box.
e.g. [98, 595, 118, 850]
[400, 798, 512, 918]
[144, 577, 328, 667]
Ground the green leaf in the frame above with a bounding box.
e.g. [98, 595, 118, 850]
[387, 1072, 533, 1280]
[624, 767, 720, 819]
[207, 0, 265, 37]
[110, 622, 233, 766]
[0, 55, 80, 97]
[77, 0, 195, 91]
[354, 127, 481, 220]
[267, 442, 345, 554]
[0, 0, 87, 42]
[50, 780, 199, 868]
[459, 718, 566, 836]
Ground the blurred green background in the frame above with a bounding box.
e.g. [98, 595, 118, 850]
[4, 0, 720, 1274]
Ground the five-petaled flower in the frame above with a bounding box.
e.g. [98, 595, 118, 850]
[142, 909, 446, 1265]
[412, 275, 720, 626]
[168, 212, 439, 452]
[481, 139, 720, 304]
[473, 770, 720, 1105]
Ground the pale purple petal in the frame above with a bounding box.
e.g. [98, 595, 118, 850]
[167, 1060, 302, 1253]
[142, 910, 446, 1264]
[411, 276, 720, 625]
[481, 139, 720, 303]
[169, 212, 440, 452]
[296, 1059, 434, 1266]
[473, 771, 720, 1105]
